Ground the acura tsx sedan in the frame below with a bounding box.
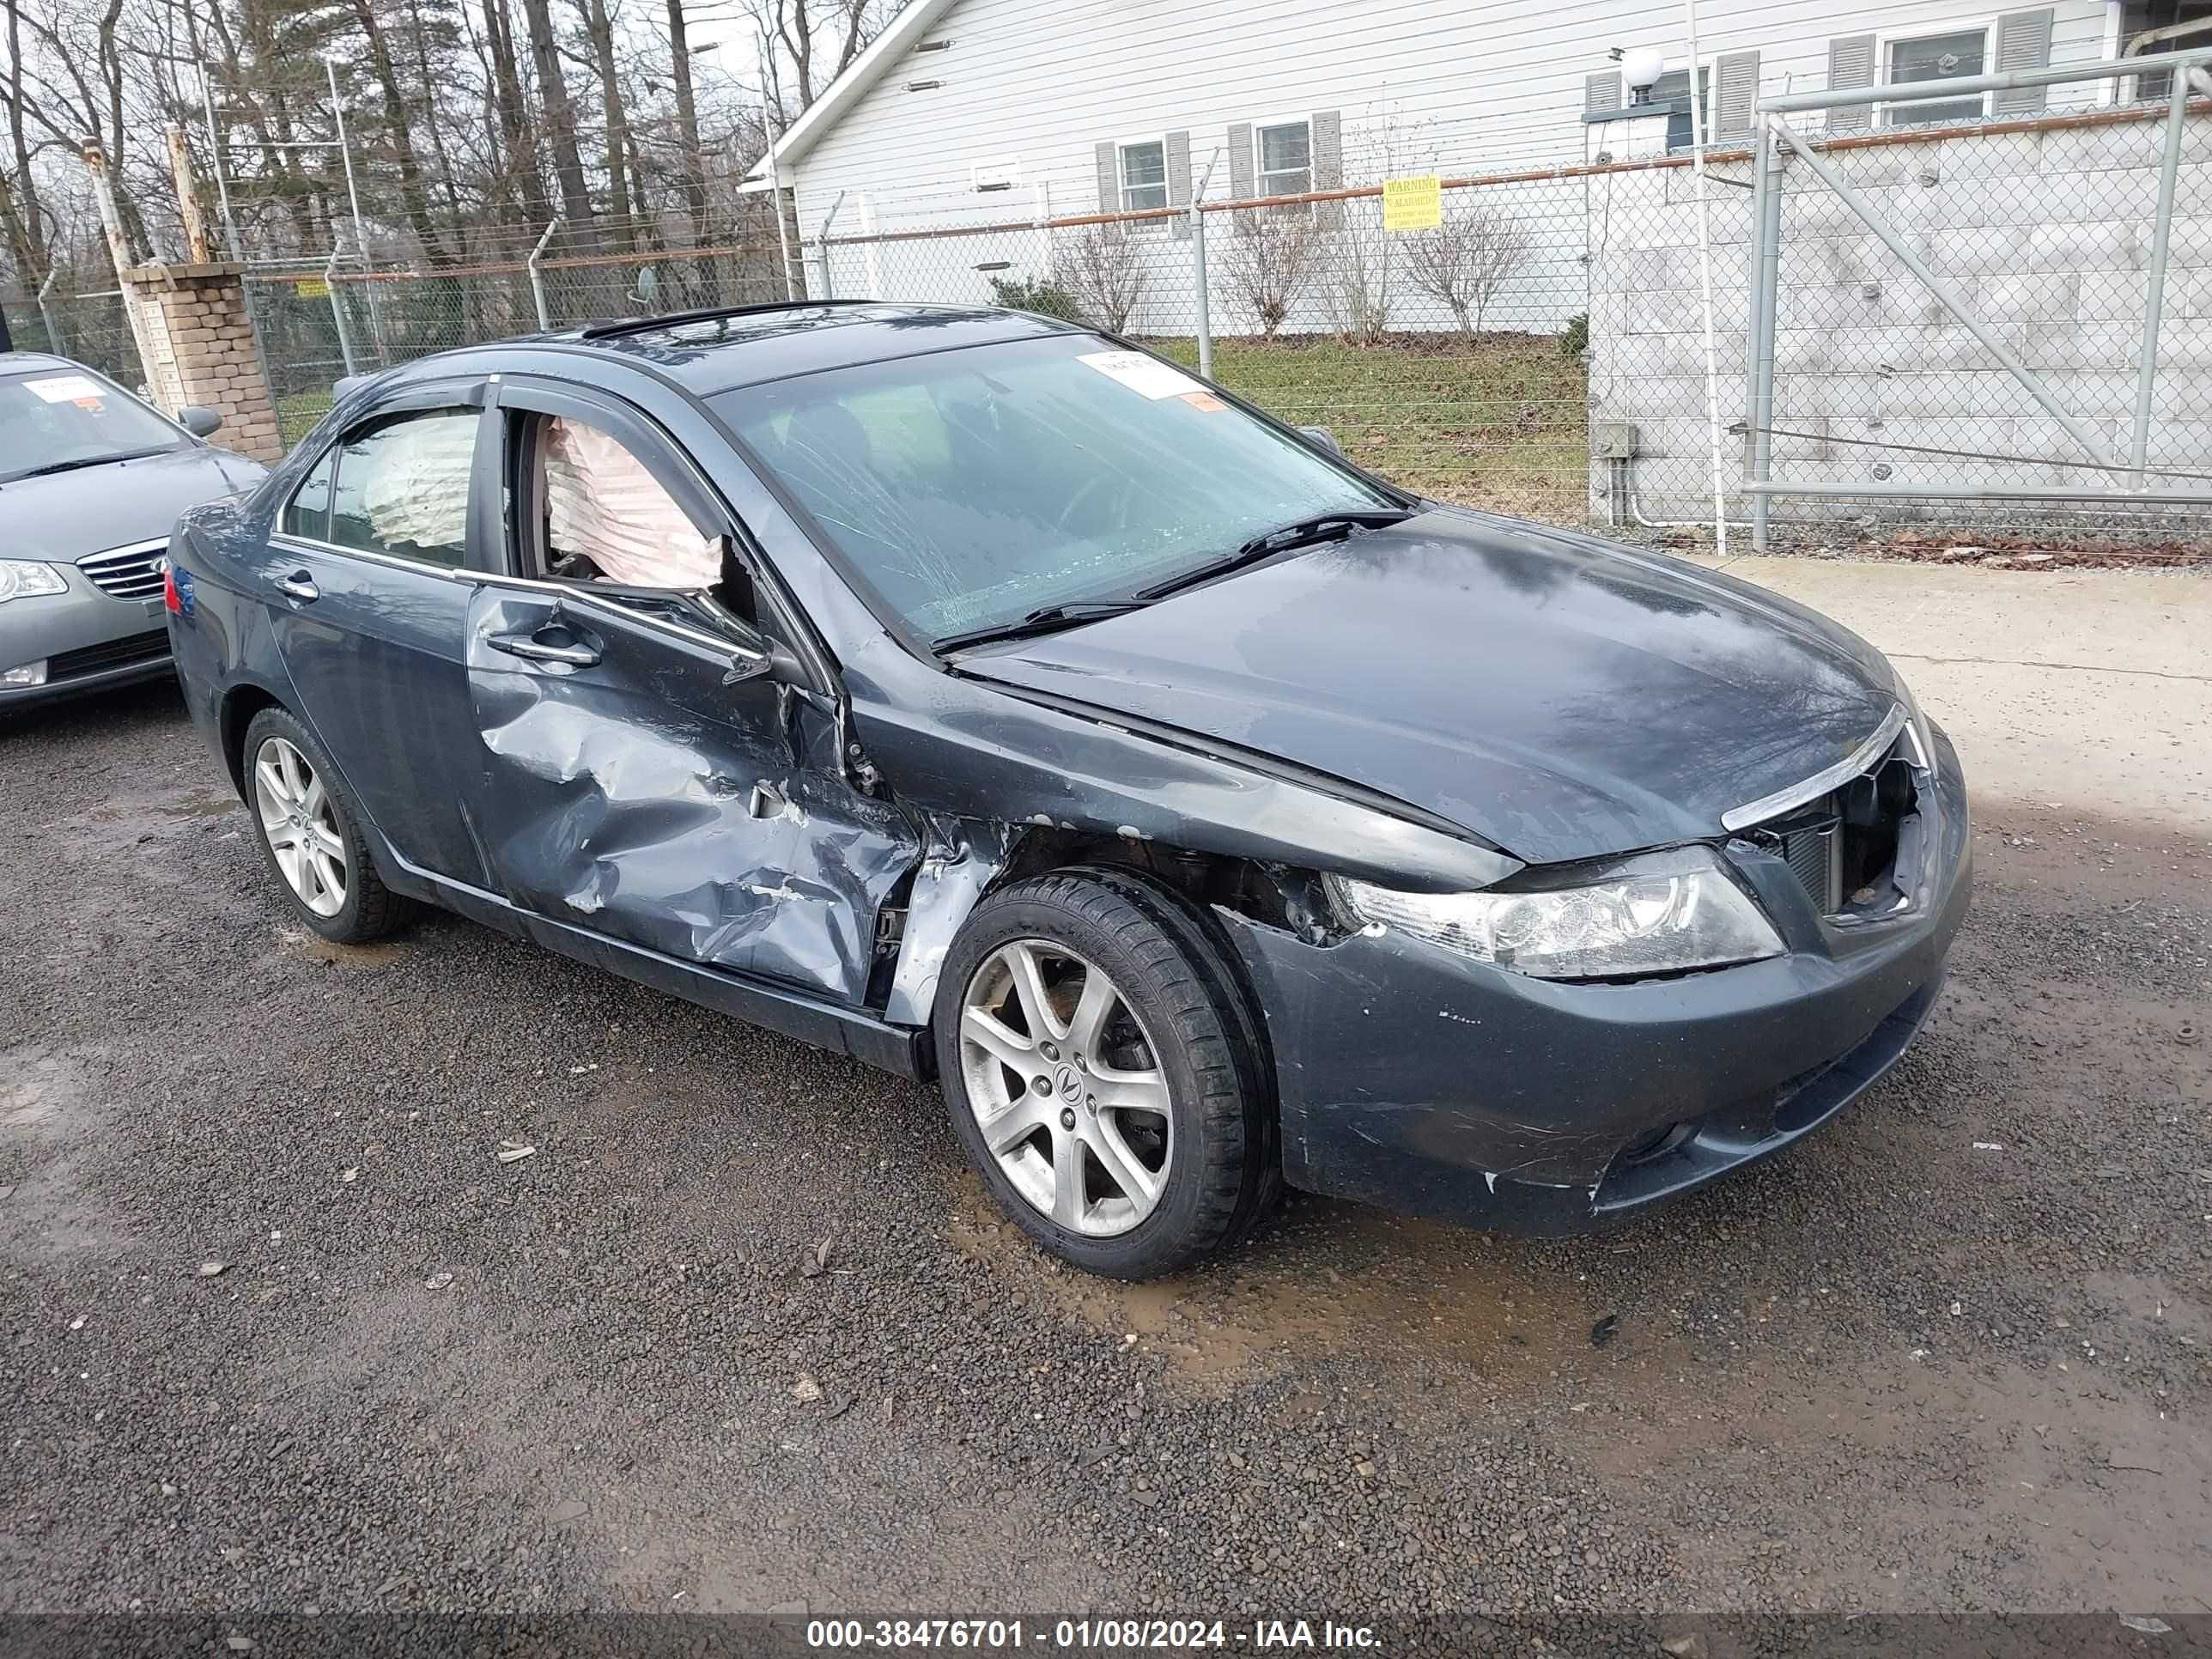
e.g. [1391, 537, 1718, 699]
[167, 301, 1970, 1279]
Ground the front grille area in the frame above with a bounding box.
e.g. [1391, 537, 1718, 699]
[76, 541, 168, 601]
[48, 629, 170, 682]
[1750, 736, 1920, 918]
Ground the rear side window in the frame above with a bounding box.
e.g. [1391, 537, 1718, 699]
[283, 447, 335, 542]
[326, 409, 479, 566]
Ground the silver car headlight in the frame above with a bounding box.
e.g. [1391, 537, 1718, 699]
[0, 561, 69, 605]
[1328, 846, 1784, 981]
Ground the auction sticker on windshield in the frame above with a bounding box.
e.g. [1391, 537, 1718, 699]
[24, 374, 106, 407]
[1077, 349, 1204, 400]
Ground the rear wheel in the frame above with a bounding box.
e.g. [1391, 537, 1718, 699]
[241, 705, 403, 945]
[936, 870, 1277, 1279]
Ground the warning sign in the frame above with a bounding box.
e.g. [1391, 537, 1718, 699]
[294, 277, 331, 299]
[1382, 175, 1443, 233]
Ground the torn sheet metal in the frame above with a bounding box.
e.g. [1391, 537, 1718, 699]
[464, 586, 919, 1006]
[884, 818, 1014, 1028]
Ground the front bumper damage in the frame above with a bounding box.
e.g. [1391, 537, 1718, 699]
[1216, 726, 1972, 1235]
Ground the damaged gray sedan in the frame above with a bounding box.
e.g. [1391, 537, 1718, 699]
[167, 302, 1971, 1279]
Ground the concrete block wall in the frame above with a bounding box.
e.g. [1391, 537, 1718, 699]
[118, 262, 284, 464]
[1588, 107, 2212, 529]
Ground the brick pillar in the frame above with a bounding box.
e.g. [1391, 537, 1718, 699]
[117, 260, 283, 464]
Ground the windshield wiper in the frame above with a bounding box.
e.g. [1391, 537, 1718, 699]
[3, 447, 173, 485]
[933, 599, 1146, 656]
[1131, 507, 1416, 603]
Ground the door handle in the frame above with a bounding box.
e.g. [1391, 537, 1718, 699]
[487, 628, 602, 668]
[276, 571, 319, 602]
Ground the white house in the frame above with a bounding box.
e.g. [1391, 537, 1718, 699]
[747, 0, 2172, 247]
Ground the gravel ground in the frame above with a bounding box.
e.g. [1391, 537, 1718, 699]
[2, 682, 2206, 1627]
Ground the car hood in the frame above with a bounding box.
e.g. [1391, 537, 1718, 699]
[961, 507, 1901, 866]
[3, 446, 267, 561]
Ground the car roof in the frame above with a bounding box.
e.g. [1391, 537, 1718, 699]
[394, 301, 1088, 400]
[0, 350, 88, 378]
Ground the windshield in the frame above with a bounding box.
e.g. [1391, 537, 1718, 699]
[0, 368, 187, 483]
[714, 334, 1399, 642]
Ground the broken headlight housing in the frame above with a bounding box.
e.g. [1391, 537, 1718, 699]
[0, 561, 69, 605]
[1328, 846, 1784, 981]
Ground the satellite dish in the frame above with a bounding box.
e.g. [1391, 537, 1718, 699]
[631, 265, 662, 312]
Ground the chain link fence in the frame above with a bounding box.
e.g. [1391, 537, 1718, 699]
[808, 175, 1607, 530]
[240, 241, 788, 446]
[2, 286, 149, 390]
[1739, 49, 2212, 555]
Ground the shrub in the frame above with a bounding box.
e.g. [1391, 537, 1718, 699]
[988, 274, 1084, 323]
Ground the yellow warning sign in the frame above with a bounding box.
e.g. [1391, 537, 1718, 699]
[294, 277, 331, 299]
[1382, 174, 1443, 233]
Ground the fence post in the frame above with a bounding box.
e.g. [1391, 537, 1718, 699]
[528, 216, 562, 331]
[858, 192, 884, 300]
[36, 268, 65, 357]
[1190, 198, 1212, 381]
[326, 244, 358, 379]
[1189, 148, 1219, 382]
[1747, 116, 1783, 552]
[2131, 70, 2191, 488]
[811, 191, 848, 301]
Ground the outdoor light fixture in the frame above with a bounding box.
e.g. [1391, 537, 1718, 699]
[1620, 46, 1667, 103]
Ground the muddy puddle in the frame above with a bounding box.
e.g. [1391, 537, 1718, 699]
[951, 1171, 1595, 1389]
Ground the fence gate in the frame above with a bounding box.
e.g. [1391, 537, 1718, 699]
[1742, 45, 2212, 550]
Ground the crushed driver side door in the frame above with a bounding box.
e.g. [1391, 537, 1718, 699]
[460, 377, 921, 1006]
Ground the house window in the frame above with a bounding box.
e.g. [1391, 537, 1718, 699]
[1255, 120, 1312, 197]
[1651, 68, 1710, 151]
[2124, 0, 2212, 100]
[1884, 29, 1988, 126]
[1119, 140, 1168, 212]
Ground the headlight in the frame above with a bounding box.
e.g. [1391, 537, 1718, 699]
[0, 561, 69, 605]
[1328, 846, 1784, 981]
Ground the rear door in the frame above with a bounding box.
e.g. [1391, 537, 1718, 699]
[264, 383, 500, 882]
[460, 377, 919, 1004]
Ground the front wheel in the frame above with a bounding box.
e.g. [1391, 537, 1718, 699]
[934, 870, 1278, 1279]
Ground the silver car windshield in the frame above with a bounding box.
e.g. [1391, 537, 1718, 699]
[0, 368, 187, 483]
[714, 334, 1396, 642]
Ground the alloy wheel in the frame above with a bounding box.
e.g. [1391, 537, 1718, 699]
[956, 939, 1174, 1237]
[252, 735, 348, 919]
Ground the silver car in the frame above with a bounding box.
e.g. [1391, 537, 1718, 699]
[1, 351, 266, 708]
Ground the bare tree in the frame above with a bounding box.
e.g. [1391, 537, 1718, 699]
[1218, 210, 1319, 341]
[1054, 224, 1146, 333]
[1403, 205, 1528, 339]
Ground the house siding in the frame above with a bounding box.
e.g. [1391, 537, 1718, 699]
[787, 0, 2117, 240]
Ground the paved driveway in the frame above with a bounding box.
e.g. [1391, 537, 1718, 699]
[2, 558, 2206, 1629]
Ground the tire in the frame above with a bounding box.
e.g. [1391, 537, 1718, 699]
[240, 705, 404, 945]
[934, 867, 1279, 1279]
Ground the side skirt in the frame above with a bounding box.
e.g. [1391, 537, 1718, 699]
[373, 838, 929, 1080]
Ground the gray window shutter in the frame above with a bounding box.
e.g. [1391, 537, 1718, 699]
[1095, 140, 1119, 213]
[1992, 9, 2055, 113]
[1585, 70, 1622, 115]
[1167, 128, 1191, 239]
[1714, 50, 1759, 140]
[1226, 123, 1255, 203]
[1826, 34, 1877, 132]
[1310, 108, 1343, 228]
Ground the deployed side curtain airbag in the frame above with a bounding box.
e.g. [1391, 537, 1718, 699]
[543, 416, 721, 589]
[362, 414, 476, 552]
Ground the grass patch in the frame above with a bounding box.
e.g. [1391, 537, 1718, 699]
[276, 389, 333, 448]
[1148, 333, 1589, 525]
